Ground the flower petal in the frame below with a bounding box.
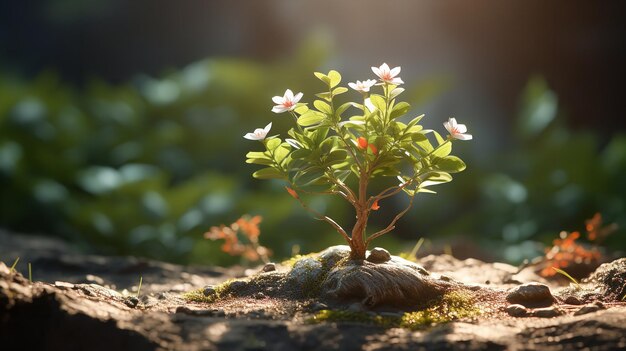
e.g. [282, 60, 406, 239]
[371, 66, 382, 78]
[272, 96, 284, 104]
[391, 77, 404, 85]
[443, 121, 452, 134]
[348, 82, 358, 90]
[456, 133, 473, 141]
[272, 106, 287, 113]
[456, 124, 467, 134]
[284, 89, 294, 100]
[380, 63, 390, 72]
[448, 117, 458, 127]
[263, 122, 272, 134]
[293, 92, 303, 104]
[244, 133, 260, 140]
[390, 66, 401, 76]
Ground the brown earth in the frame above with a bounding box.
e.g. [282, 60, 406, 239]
[1, 230, 625, 351]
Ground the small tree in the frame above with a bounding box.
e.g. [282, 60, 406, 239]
[245, 63, 472, 261]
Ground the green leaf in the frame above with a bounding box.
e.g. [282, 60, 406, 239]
[433, 155, 466, 173]
[406, 114, 424, 128]
[431, 141, 451, 158]
[253, 167, 284, 179]
[332, 87, 348, 96]
[416, 137, 434, 153]
[266, 138, 281, 151]
[328, 70, 341, 88]
[369, 94, 386, 112]
[314, 100, 332, 115]
[246, 156, 273, 166]
[246, 151, 270, 160]
[294, 104, 309, 114]
[314, 72, 330, 85]
[297, 111, 325, 126]
[273, 144, 291, 164]
[390, 87, 405, 99]
[390, 102, 411, 119]
[315, 92, 332, 101]
[434, 131, 445, 145]
[336, 102, 355, 117]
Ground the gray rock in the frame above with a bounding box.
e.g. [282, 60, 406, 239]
[227, 280, 248, 294]
[310, 302, 328, 311]
[318, 245, 351, 268]
[506, 282, 554, 306]
[203, 286, 216, 297]
[574, 302, 605, 316]
[533, 306, 562, 318]
[262, 262, 276, 272]
[253, 292, 266, 299]
[347, 302, 366, 312]
[54, 281, 75, 289]
[440, 274, 453, 282]
[506, 304, 528, 317]
[286, 258, 323, 289]
[379, 311, 403, 319]
[366, 247, 391, 263]
[564, 295, 583, 305]
[124, 296, 139, 308]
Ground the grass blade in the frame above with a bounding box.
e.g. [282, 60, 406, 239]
[552, 267, 580, 289]
[136, 276, 143, 297]
[10, 257, 20, 272]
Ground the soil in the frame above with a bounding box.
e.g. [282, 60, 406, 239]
[1, 229, 625, 351]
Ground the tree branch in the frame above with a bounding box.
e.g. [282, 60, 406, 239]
[365, 194, 416, 245]
[292, 192, 351, 244]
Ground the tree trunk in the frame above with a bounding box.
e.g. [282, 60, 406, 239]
[349, 166, 370, 260]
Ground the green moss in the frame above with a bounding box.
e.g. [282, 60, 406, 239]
[309, 290, 480, 330]
[281, 253, 317, 268]
[182, 278, 236, 303]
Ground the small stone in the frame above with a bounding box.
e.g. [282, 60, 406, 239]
[253, 292, 266, 299]
[593, 301, 605, 309]
[318, 245, 351, 268]
[124, 296, 139, 308]
[54, 281, 75, 289]
[506, 304, 528, 317]
[574, 303, 604, 316]
[533, 306, 562, 318]
[262, 263, 276, 272]
[310, 302, 328, 311]
[440, 275, 453, 282]
[228, 280, 248, 292]
[564, 296, 583, 305]
[347, 302, 366, 313]
[203, 286, 217, 297]
[366, 247, 391, 264]
[506, 282, 554, 307]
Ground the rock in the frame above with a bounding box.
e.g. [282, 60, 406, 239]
[54, 281, 75, 289]
[440, 274, 453, 282]
[262, 263, 276, 272]
[317, 245, 350, 268]
[84, 274, 105, 285]
[310, 302, 328, 311]
[583, 258, 626, 301]
[574, 304, 601, 316]
[286, 258, 323, 289]
[366, 247, 391, 264]
[564, 296, 583, 305]
[124, 296, 139, 308]
[533, 306, 562, 318]
[506, 282, 554, 307]
[203, 286, 216, 297]
[253, 292, 266, 299]
[506, 304, 528, 317]
[228, 280, 248, 293]
[347, 302, 366, 313]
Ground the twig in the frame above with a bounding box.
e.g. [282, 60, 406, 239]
[366, 194, 416, 245]
[293, 193, 351, 243]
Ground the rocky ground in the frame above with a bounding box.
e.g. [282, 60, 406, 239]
[1, 229, 625, 351]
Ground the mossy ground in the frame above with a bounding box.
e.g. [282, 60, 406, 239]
[182, 278, 236, 303]
[309, 290, 480, 330]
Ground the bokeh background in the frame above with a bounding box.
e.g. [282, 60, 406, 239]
[1, 0, 625, 265]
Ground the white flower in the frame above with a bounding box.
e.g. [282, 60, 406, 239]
[443, 118, 472, 141]
[348, 79, 377, 93]
[244, 122, 272, 141]
[371, 63, 404, 85]
[271, 89, 303, 113]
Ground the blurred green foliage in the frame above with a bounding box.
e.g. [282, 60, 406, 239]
[1, 39, 624, 266]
